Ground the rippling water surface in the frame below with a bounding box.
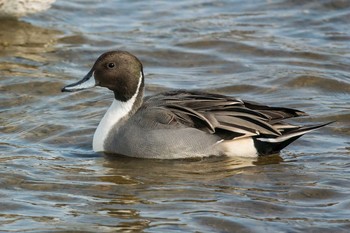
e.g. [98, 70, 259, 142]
[1, 0, 349, 232]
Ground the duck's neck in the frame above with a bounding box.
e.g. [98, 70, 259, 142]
[93, 72, 144, 152]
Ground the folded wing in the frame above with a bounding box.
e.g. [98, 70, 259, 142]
[145, 91, 307, 139]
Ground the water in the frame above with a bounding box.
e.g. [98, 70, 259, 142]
[0, 0, 349, 232]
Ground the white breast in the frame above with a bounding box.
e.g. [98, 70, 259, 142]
[92, 72, 143, 152]
[93, 99, 130, 152]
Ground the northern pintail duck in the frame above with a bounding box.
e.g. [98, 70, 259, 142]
[62, 51, 330, 159]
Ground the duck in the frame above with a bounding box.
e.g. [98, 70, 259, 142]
[62, 51, 331, 159]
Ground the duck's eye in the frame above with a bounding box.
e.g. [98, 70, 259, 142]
[107, 63, 115, 69]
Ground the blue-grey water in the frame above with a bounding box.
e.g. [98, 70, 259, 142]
[0, 0, 349, 232]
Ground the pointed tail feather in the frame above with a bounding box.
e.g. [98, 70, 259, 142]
[254, 122, 333, 155]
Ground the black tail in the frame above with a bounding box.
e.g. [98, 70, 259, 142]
[253, 122, 333, 156]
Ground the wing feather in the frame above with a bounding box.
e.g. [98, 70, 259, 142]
[144, 91, 306, 139]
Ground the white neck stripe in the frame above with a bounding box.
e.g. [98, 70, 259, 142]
[93, 72, 143, 152]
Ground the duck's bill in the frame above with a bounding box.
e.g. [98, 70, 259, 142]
[61, 70, 96, 92]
